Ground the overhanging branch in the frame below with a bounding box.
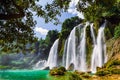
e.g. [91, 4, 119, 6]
[0, 0, 25, 20]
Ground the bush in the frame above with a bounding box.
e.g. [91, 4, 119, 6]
[114, 24, 120, 39]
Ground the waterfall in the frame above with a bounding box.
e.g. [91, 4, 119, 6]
[76, 22, 89, 72]
[33, 60, 47, 70]
[33, 39, 59, 70]
[91, 21, 107, 73]
[64, 22, 89, 71]
[46, 39, 59, 69]
[34, 21, 107, 73]
[90, 23, 96, 45]
[62, 39, 68, 67]
[65, 27, 76, 69]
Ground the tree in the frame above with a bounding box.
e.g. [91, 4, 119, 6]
[60, 16, 83, 39]
[58, 16, 83, 56]
[0, 0, 68, 53]
[1, 0, 119, 53]
[39, 30, 59, 57]
[76, 0, 120, 22]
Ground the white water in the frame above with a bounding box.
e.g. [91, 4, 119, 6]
[91, 22, 107, 73]
[62, 39, 68, 67]
[90, 23, 96, 45]
[64, 23, 89, 71]
[46, 39, 59, 69]
[34, 21, 107, 73]
[65, 27, 76, 69]
[76, 22, 89, 72]
[33, 60, 47, 70]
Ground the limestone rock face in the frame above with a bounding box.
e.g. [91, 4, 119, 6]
[112, 38, 120, 59]
[106, 37, 120, 60]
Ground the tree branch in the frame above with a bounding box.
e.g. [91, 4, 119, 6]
[0, 0, 25, 20]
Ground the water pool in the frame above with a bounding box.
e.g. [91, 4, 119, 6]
[0, 70, 49, 80]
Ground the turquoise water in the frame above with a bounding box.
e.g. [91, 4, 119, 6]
[0, 70, 49, 80]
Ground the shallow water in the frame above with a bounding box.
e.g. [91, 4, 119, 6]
[0, 70, 49, 80]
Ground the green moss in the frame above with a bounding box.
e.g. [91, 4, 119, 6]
[111, 69, 120, 74]
[58, 39, 65, 57]
[86, 25, 93, 65]
[49, 72, 82, 80]
[96, 70, 110, 76]
[105, 59, 120, 68]
[50, 67, 66, 76]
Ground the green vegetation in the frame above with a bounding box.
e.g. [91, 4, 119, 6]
[50, 67, 66, 76]
[0, 65, 10, 70]
[96, 59, 120, 76]
[50, 71, 82, 80]
[96, 70, 110, 76]
[114, 24, 120, 39]
[1, 0, 120, 54]
[58, 16, 83, 56]
[39, 30, 59, 57]
[0, 0, 69, 53]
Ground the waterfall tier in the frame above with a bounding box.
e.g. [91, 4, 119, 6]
[63, 22, 89, 72]
[46, 39, 59, 69]
[91, 21, 107, 73]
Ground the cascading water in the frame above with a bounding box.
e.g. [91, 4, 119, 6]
[64, 23, 89, 72]
[76, 22, 89, 72]
[34, 21, 107, 73]
[90, 23, 96, 45]
[62, 39, 68, 67]
[33, 60, 47, 70]
[65, 27, 76, 70]
[91, 21, 107, 73]
[46, 39, 59, 69]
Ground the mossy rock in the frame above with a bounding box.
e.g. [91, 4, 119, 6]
[58, 66, 66, 72]
[96, 70, 110, 76]
[81, 73, 91, 78]
[111, 69, 120, 74]
[49, 72, 82, 80]
[50, 67, 66, 76]
[67, 72, 82, 80]
[104, 59, 120, 68]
